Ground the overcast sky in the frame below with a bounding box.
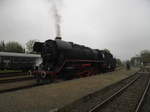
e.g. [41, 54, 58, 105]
[0, 0, 150, 60]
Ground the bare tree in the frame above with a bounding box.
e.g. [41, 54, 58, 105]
[26, 39, 39, 53]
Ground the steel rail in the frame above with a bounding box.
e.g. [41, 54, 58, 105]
[0, 76, 34, 84]
[134, 73, 150, 112]
[0, 72, 26, 78]
[88, 74, 141, 112]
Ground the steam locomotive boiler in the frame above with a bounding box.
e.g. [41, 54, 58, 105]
[33, 37, 116, 83]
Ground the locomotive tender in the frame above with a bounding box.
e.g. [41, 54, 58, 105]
[33, 37, 116, 83]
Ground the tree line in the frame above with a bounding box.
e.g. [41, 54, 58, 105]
[0, 40, 38, 53]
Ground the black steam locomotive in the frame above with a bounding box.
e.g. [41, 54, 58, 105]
[33, 37, 116, 83]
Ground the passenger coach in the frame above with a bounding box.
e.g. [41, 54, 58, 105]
[0, 52, 41, 71]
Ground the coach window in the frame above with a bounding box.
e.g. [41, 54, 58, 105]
[12, 57, 15, 63]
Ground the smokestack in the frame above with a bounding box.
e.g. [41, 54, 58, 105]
[55, 37, 62, 40]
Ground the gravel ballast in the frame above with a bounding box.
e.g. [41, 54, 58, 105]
[96, 73, 149, 112]
[139, 73, 150, 112]
[58, 72, 141, 112]
[0, 68, 138, 112]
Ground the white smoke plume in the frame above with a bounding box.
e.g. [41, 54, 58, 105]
[50, 0, 63, 37]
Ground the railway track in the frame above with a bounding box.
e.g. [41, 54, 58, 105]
[0, 72, 27, 77]
[0, 71, 34, 83]
[58, 72, 150, 112]
[0, 72, 63, 93]
[135, 73, 150, 112]
[0, 72, 37, 93]
[0, 75, 34, 83]
[88, 72, 150, 112]
[0, 68, 123, 91]
[0, 80, 37, 93]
